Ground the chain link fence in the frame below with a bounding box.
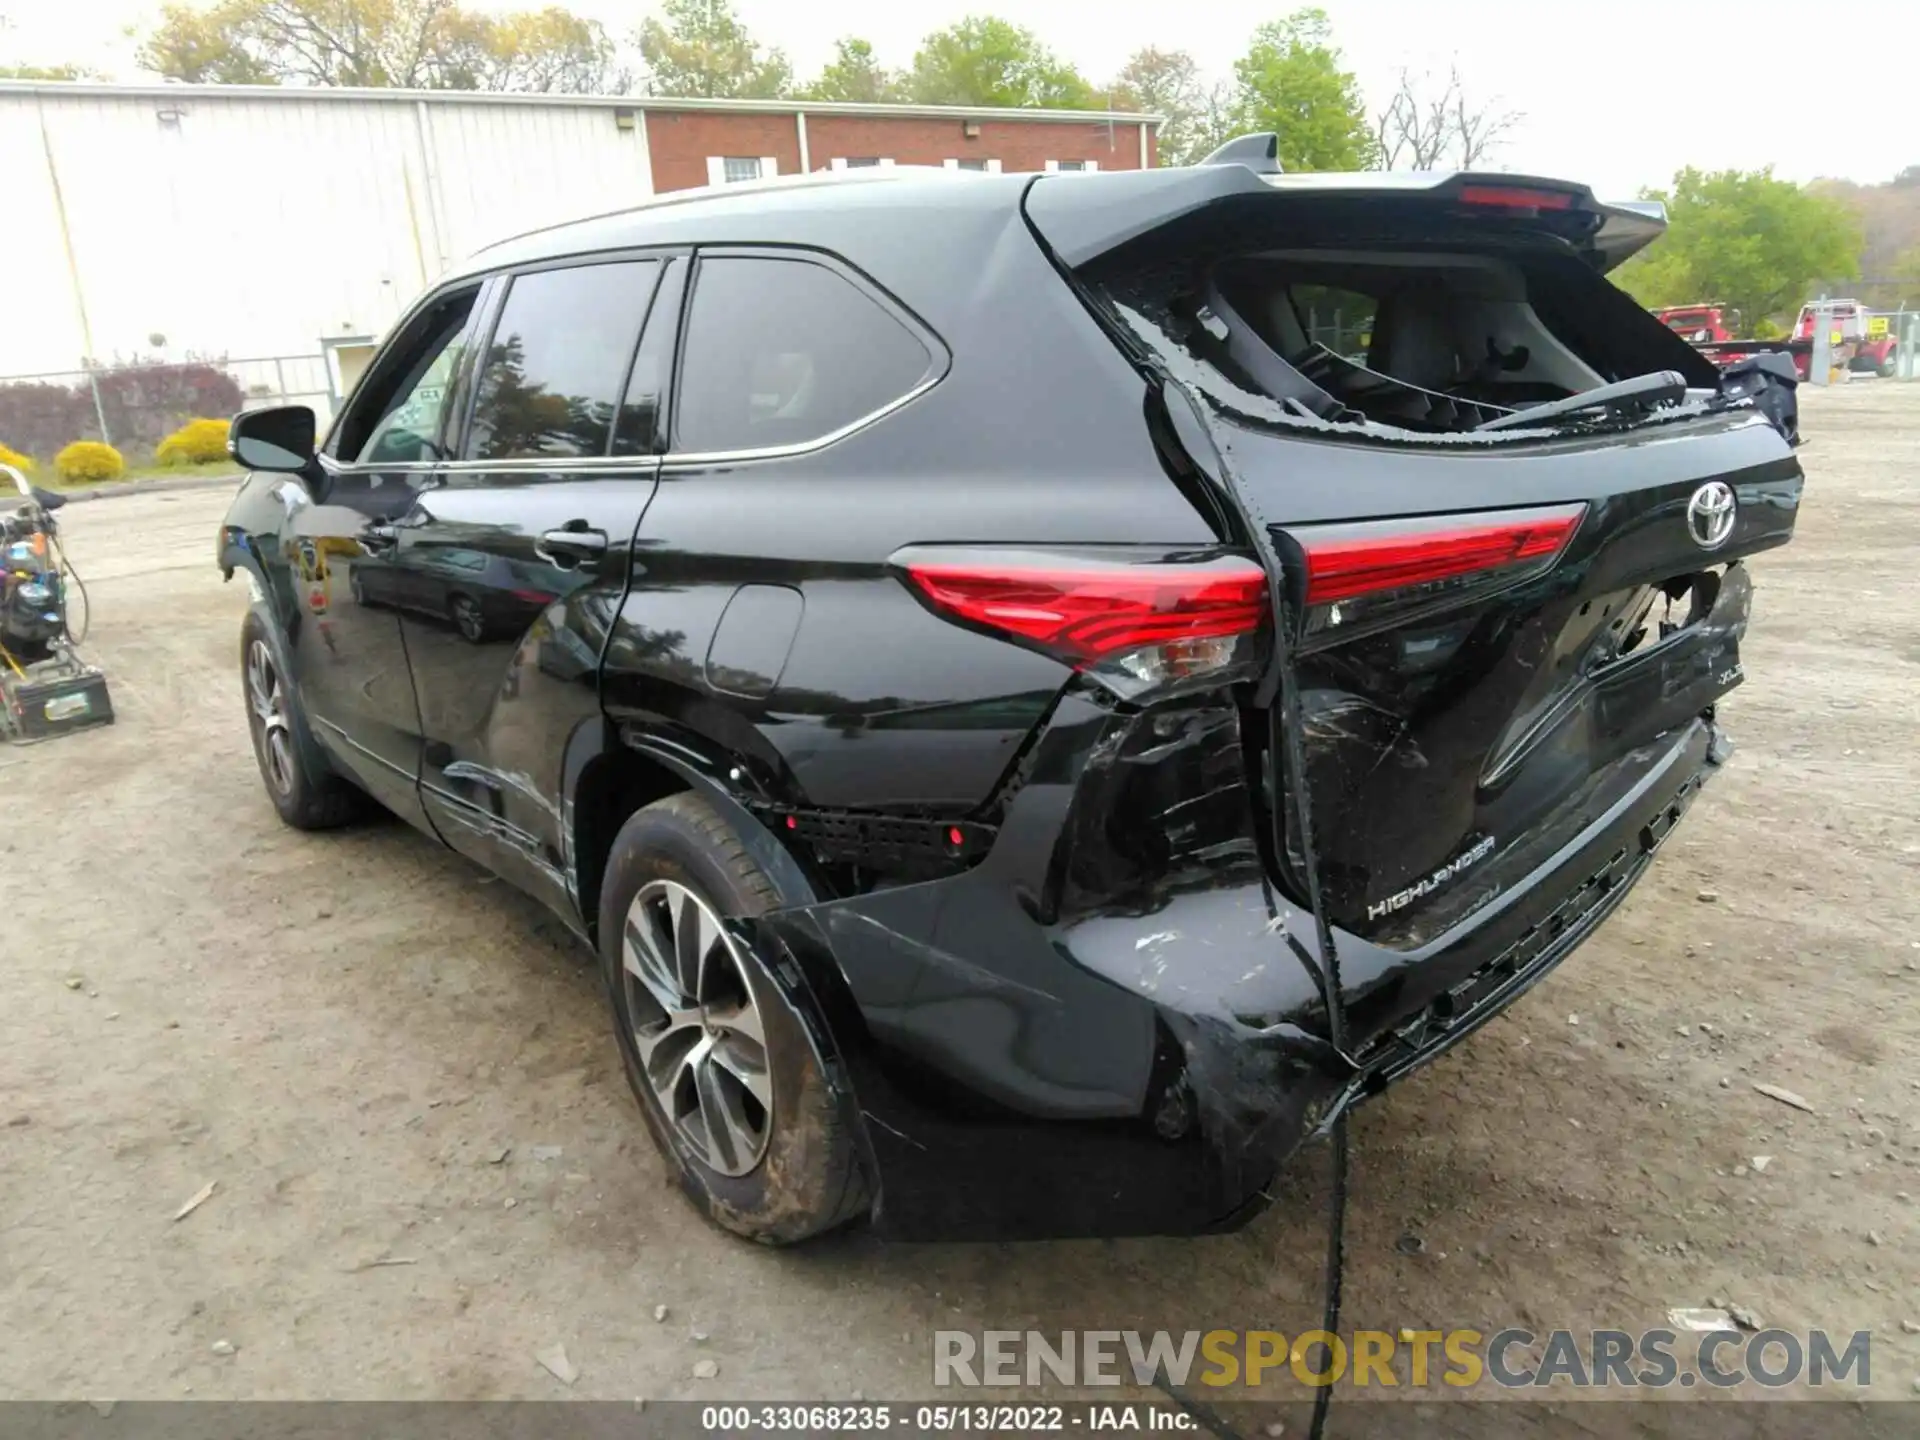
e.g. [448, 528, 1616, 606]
[0, 355, 330, 469]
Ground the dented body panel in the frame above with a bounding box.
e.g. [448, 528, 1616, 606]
[748, 692, 1725, 1240]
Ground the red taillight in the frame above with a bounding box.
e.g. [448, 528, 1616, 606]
[1457, 184, 1575, 211]
[901, 557, 1266, 666]
[1300, 507, 1585, 606]
[895, 546, 1270, 699]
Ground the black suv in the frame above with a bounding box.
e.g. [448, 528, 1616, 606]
[219, 146, 1802, 1244]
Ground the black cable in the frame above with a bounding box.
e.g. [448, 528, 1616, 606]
[1061, 297, 1356, 1435]
[1265, 552, 1352, 1440]
[1309, 1119, 1349, 1440]
[52, 532, 90, 645]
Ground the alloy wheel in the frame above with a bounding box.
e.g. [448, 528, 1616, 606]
[621, 879, 773, 1177]
[245, 638, 295, 796]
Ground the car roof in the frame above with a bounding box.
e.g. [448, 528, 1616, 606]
[455, 167, 1027, 278]
[448, 158, 1666, 293]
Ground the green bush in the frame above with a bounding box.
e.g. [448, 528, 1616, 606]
[55, 440, 127, 484]
[155, 416, 232, 467]
[0, 442, 34, 476]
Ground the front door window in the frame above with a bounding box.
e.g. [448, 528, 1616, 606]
[333, 291, 477, 468]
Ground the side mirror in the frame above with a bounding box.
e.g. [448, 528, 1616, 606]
[230, 405, 317, 475]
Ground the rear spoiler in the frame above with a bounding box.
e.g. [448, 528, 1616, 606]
[1025, 141, 1669, 274]
[1606, 199, 1668, 224]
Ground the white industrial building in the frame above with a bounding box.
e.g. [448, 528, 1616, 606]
[0, 81, 664, 386]
[0, 81, 1157, 409]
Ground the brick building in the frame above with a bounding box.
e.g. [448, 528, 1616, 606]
[637, 98, 1160, 192]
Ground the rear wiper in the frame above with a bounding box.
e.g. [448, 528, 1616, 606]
[1473, 370, 1688, 433]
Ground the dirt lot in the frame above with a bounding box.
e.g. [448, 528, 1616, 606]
[3, 383, 1917, 1409]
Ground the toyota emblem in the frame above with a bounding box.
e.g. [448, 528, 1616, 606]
[1686, 481, 1737, 550]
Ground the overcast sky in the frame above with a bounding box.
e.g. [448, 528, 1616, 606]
[6, 0, 1915, 198]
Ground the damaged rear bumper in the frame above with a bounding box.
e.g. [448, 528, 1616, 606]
[750, 701, 1724, 1242]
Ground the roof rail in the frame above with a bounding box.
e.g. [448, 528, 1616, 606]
[1198, 132, 1283, 175]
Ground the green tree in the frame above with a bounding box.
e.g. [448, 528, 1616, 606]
[799, 37, 901, 104]
[138, 2, 277, 83]
[1231, 8, 1375, 171]
[1892, 244, 1920, 307]
[635, 0, 789, 99]
[1614, 168, 1863, 329]
[453, 8, 622, 93]
[0, 63, 94, 79]
[139, 0, 618, 90]
[906, 16, 1098, 109]
[1109, 47, 1216, 166]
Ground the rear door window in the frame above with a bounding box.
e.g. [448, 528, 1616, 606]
[672, 255, 936, 455]
[465, 260, 662, 462]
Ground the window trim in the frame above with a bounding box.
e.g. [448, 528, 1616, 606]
[613, 256, 687, 458]
[1045, 159, 1098, 172]
[663, 244, 950, 466]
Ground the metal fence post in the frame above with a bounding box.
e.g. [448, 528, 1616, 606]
[85, 369, 110, 444]
[1807, 303, 1832, 387]
[273, 357, 288, 406]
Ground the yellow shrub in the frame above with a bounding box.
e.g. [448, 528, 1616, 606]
[54, 440, 127, 484]
[155, 416, 232, 467]
[0, 442, 34, 476]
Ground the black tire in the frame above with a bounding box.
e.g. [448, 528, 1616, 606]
[599, 792, 868, 1244]
[240, 610, 364, 830]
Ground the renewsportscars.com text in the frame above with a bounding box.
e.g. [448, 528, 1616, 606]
[933, 1328, 1872, 1390]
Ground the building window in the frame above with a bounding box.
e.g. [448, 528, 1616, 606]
[707, 156, 777, 185]
[953, 158, 988, 171]
[844, 157, 881, 168]
[1047, 159, 1100, 173]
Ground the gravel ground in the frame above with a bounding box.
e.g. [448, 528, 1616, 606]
[2, 382, 1916, 1409]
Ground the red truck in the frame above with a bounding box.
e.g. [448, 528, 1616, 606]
[1654, 303, 1741, 344]
[1655, 299, 1898, 379]
[1790, 299, 1897, 377]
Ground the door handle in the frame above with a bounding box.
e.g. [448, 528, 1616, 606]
[358, 522, 398, 557]
[537, 525, 609, 569]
